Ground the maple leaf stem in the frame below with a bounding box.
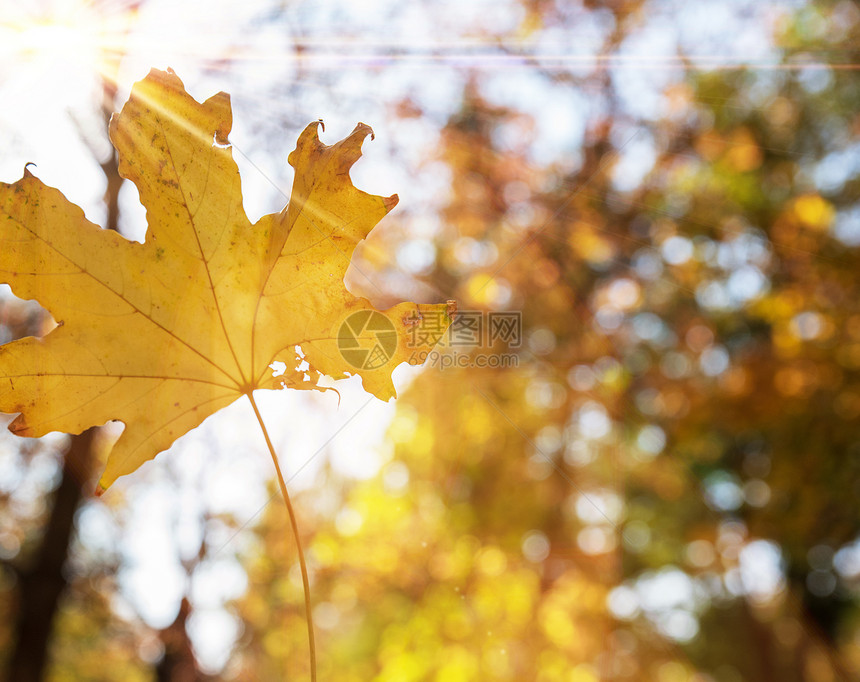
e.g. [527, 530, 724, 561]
[246, 392, 317, 682]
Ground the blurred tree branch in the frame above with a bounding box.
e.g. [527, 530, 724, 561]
[2, 75, 122, 682]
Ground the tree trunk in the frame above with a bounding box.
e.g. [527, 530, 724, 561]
[4, 429, 96, 682]
[3, 74, 123, 682]
[156, 598, 206, 682]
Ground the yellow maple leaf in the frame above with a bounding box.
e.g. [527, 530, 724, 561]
[0, 68, 453, 493]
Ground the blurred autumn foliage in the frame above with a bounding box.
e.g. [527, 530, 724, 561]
[2, 0, 860, 681]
